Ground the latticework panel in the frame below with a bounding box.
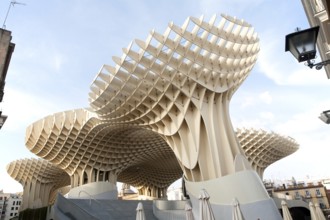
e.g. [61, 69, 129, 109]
[6, 158, 70, 209]
[236, 128, 299, 177]
[6, 158, 70, 187]
[25, 109, 99, 174]
[25, 14, 264, 188]
[25, 108, 182, 190]
[88, 14, 259, 181]
[89, 14, 259, 126]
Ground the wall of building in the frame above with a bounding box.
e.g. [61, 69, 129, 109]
[0, 192, 22, 220]
[0, 193, 9, 220]
[0, 28, 15, 102]
[273, 182, 330, 209]
[4, 195, 21, 220]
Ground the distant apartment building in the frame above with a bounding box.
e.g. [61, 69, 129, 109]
[0, 192, 8, 220]
[0, 191, 22, 220]
[270, 180, 329, 209]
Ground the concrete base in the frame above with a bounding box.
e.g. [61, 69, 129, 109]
[185, 170, 282, 220]
[66, 182, 118, 200]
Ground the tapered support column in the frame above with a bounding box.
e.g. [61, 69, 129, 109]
[21, 178, 56, 210]
[138, 186, 168, 199]
[165, 94, 244, 182]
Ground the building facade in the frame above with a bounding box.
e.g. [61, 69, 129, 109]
[0, 28, 15, 130]
[301, 0, 330, 78]
[273, 181, 330, 209]
[0, 191, 22, 220]
[0, 192, 9, 220]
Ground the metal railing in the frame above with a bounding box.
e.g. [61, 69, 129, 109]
[78, 190, 98, 206]
[78, 190, 114, 217]
[55, 193, 99, 220]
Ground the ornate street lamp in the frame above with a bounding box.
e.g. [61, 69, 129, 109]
[319, 110, 330, 124]
[285, 26, 330, 70]
[0, 111, 7, 129]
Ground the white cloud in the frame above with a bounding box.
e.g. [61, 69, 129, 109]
[259, 91, 272, 104]
[260, 111, 274, 121]
[2, 87, 66, 132]
[264, 133, 330, 181]
[257, 30, 329, 86]
[274, 104, 328, 135]
[199, 0, 263, 16]
[263, 100, 330, 180]
[240, 96, 255, 108]
[233, 118, 267, 131]
[0, 172, 23, 193]
[53, 53, 64, 72]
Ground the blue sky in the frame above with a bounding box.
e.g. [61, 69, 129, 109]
[1, 0, 330, 193]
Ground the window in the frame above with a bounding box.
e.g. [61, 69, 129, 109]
[15, 207, 18, 210]
[316, 189, 322, 197]
[10, 213, 13, 216]
[295, 191, 301, 199]
[11, 207, 14, 210]
[12, 201, 15, 205]
[305, 190, 311, 198]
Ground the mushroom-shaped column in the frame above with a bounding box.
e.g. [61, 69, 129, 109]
[25, 108, 182, 199]
[6, 158, 70, 210]
[89, 14, 259, 181]
[237, 128, 299, 178]
[89, 14, 282, 219]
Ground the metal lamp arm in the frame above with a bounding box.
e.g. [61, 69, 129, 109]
[307, 59, 330, 70]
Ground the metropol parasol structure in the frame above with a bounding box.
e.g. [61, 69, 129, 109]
[7, 14, 298, 219]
